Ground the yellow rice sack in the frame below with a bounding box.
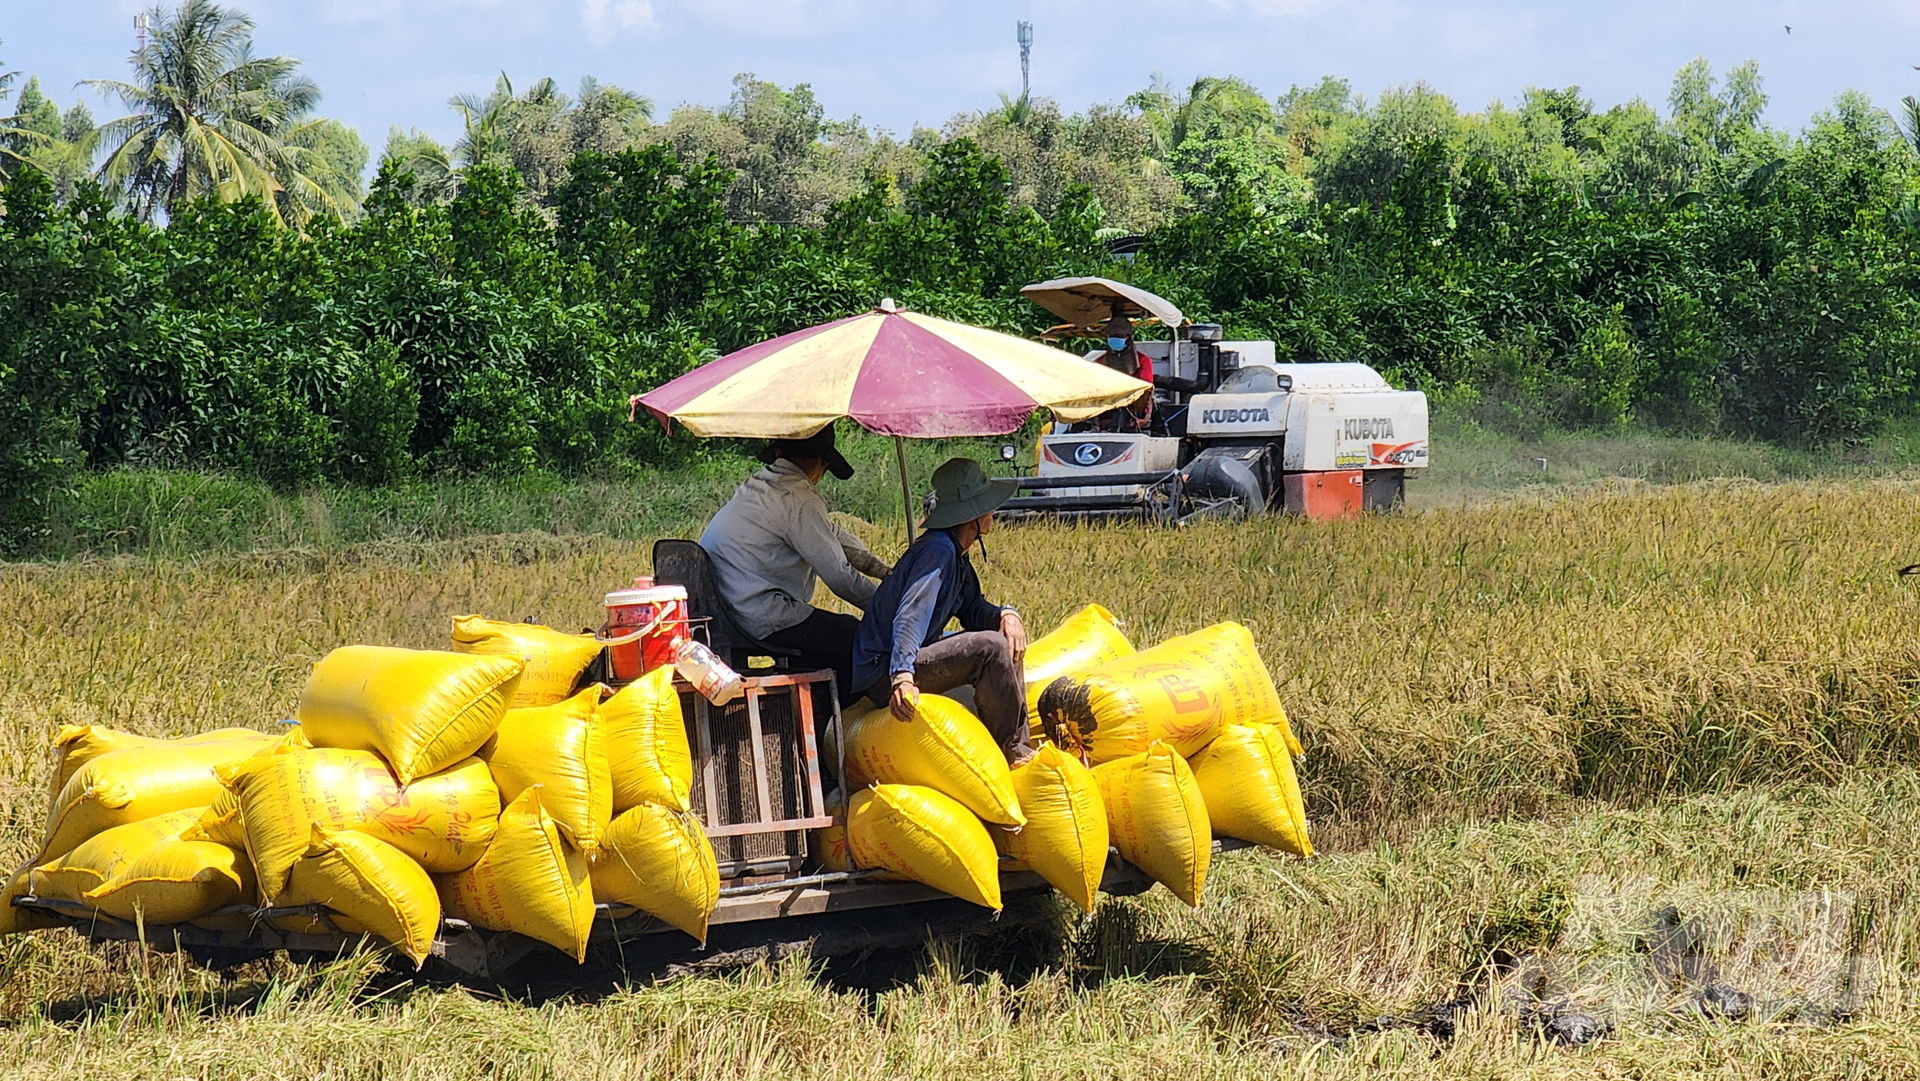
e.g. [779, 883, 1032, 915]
[1187, 723, 1312, 858]
[451, 615, 602, 708]
[840, 696, 1024, 827]
[1092, 743, 1211, 907]
[0, 862, 52, 934]
[85, 839, 254, 924]
[601, 667, 692, 814]
[847, 784, 1001, 910]
[296, 644, 522, 785]
[225, 748, 500, 901]
[438, 787, 594, 963]
[1038, 622, 1280, 765]
[590, 803, 719, 942]
[51, 725, 271, 798]
[224, 748, 402, 901]
[31, 807, 204, 906]
[482, 687, 609, 854]
[809, 789, 853, 873]
[996, 745, 1108, 914]
[276, 827, 440, 967]
[183, 727, 320, 848]
[42, 740, 265, 860]
[1023, 604, 1135, 730]
[357, 756, 501, 873]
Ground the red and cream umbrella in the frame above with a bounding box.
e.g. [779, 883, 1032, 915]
[636, 300, 1149, 539]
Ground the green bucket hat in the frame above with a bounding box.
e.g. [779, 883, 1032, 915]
[923, 458, 1019, 530]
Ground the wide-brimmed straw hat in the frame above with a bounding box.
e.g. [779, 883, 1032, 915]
[922, 457, 1018, 530]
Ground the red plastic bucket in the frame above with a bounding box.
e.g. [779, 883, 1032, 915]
[598, 580, 689, 682]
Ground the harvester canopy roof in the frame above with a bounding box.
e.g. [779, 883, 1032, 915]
[1020, 277, 1185, 336]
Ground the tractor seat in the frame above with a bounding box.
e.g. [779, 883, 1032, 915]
[651, 539, 801, 674]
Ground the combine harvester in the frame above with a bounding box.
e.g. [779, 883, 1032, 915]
[1009, 278, 1430, 521]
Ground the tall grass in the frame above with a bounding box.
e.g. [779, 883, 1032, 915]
[7, 479, 1920, 1075]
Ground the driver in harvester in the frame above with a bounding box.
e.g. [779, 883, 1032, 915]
[1090, 312, 1155, 431]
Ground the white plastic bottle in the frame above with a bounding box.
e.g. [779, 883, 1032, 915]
[674, 638, 744, 705]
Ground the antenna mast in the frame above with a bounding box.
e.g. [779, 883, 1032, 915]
[134, 12, 149, 53]
[1016, 21, 1033, 101]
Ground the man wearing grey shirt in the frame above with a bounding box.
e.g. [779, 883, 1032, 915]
[700, 426, 891, 698]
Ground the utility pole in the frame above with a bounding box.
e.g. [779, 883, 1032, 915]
[1017, 21, 1033, 101]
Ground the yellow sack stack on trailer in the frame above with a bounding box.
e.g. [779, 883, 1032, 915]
[591, 803, 719, 942]
[438, 787, 594, 963]
[1093, 743, 1211, 907]
[1038, 622, 1279, 765]
[450, 615, 602, 708]
[31, 807, 204, 905]
[296, 645, 522, 784]
[276, 826, 440, 967]
[1022, 605, 1135, 733]
[51, 725, 271, 797]
[42, 739, 267, 861]
[847, 785, 1001, 911]
[601, 667, 693, 814]
[840, 696, 1025, 827]
[86, 839, 255, 924]
[1188, 723, 1312, 858]
[481, 687, 611, 854]
[996, 745, 1107, 914]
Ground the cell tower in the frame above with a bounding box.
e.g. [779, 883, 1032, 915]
[134, 12, 149, 53]
[1017, 21, 1033, 101]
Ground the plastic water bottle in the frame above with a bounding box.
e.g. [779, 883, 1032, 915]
[674, 638, 743, 705]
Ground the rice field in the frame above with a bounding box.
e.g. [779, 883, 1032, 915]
[5, 477, 1920, 1077]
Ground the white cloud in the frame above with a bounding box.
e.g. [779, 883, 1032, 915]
[582, 0, 657, 41]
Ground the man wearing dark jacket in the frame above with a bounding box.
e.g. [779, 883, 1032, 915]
[851, 458, 1032, 765]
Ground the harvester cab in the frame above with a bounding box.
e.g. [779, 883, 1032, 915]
[1010, 277, 1430, 521]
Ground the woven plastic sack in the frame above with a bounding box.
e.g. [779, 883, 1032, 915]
[590, 803, 719, 942]
[482, 686, 609, 854]
[42, 739, 265, 860]
[451, 615, 601, 708]
[601, 667, 692, 814]
[1187, 723, 1312, 858]
[438, 786, 593, 963]
[51, 725, 270, 798]
[847, 784, 1001, 910]
[1022, 605, 1135, 731]
[31, 807, 204, 906]
[996, 744, 1107, 913]
[86, 839, 255, 924]
[224, 748, 499, 900]
[1092, 743, 1211, 907]
[276, 827, 440, 967]
[296, 644, 522, 785]
[809, 789, 853, 873]
[839, 696, 1024, 827]
[1038, 622, 1279, 765]
[358, 756, 501, 873]
[184, 727, 320, 848]
[0, 863, 50, 934]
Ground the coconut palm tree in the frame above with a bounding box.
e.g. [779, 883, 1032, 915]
[85, 0, 346, 225]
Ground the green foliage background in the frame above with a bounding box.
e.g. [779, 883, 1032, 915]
[5, 50, 1920, 551]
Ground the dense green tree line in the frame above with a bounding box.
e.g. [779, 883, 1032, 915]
[2, 2, 1919, 550]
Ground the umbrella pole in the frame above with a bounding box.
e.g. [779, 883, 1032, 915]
[894, 435, 916, 550]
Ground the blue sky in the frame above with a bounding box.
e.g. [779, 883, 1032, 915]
[7, 1, 1920, 156]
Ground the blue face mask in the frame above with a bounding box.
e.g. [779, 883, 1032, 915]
[1107, 337, 1130, 352]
